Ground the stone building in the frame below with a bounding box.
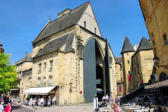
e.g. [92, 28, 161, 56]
[130, 37, 154, 91]
[139, 0, 168, 81]
[121, 37, 135, 95]
[121, 37, 154, 94]
[16, 53, 32, 101]
[115, 57, 124, 96]
[0, 42, 4, 53]
[19, 2, 117, 105]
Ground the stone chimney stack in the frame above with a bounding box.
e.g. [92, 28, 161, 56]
[0, 42, 4, 53]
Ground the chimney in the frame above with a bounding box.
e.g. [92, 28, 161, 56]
[58, 8, 71, 18]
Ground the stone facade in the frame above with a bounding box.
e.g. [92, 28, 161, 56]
[17, 2, 117, 105]
[115, 57, 124, 96]
[130, 50, 154, 90]
[16, 53, 32, 102]
[121, 37, 154, 94]
[139, 0, 168, 81]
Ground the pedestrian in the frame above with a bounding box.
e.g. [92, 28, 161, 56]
[29, 98, 33, 106]
[40, 97, 44, 107]
[93, 95, 98, 111]
[0, 102, 4, 112]
[47, 96, 51, 107]
[5, 102, 12, 112]
[102, 95, 106, 102]
[105, 94, 109, 102]
[52, 96, 56, 106]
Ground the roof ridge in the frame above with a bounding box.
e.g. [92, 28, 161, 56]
[47, 1, 90, 24]
[33, 2, 90, 44]
[71, 1, 90, 12]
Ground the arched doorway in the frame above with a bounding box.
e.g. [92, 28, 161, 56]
[83, 38, 104, 102]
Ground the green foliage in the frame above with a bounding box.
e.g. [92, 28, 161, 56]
[0, 53, 18, 93]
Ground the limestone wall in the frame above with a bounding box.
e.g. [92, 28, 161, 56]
[78, 4, 101, 36]
[139, 50, 154, 83]
[140, 0, 168, 79]
[122, 52, 134, 94]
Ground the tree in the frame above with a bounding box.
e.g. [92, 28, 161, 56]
[0, 53, 18, 93]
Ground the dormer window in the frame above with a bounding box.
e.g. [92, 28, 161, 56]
[84, 21, 86, 28]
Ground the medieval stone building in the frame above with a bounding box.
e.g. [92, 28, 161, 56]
[121, 37, 135, 95]
[130, 37, 154, 91]
[121, 37, 154, 95]
[16, 53, 32, 100]
[17, 2, 117, 105]
[115, 57, 124, 96]
[139, 0, 168, 82]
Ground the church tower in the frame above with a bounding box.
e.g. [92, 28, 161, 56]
[121, 37, 135, 95]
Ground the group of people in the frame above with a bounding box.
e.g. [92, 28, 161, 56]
[93, 94, 122, 112]
[0, 101, 12, 112]
[0, 95, 13, 112]
[25, 96, 56, 107]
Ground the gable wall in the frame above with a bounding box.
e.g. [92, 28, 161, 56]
[78, 5, 101, 37]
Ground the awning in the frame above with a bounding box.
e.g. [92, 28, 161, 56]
[23, 86, 58, 95]
[145, 80, 168, 89]
[10, 88, 19, 91]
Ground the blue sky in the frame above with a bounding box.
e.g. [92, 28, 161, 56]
[0, 0, 149, 63]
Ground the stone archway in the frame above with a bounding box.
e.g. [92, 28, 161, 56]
[83, 38, 105, 102]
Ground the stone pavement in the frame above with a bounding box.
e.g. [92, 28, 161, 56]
[22, 103, 94, 112]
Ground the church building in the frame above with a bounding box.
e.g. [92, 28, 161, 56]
[18, 2, 117, 105]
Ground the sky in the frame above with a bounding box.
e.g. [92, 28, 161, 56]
[0, 0, 149, 63]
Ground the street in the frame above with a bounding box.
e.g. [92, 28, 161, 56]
[12, 102, 34, 112]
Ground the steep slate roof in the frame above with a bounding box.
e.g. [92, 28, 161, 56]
[121, 37, 135, 54]
[137, 37, 152, 51]
[33, 2, 90, 44]
[16, 53, 32, 65]
[33, 32, 75, 58]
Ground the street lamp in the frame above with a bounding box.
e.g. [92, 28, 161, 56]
[153, 56, 168, 69]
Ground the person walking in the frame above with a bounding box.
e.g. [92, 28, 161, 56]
[0, 102, 4, 112]
[52, 96, 56, 106]
[5, 102, 12, 112]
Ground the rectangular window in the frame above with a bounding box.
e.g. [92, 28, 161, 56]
[49, 60, 53, 72]
[38, 77, 41, 87]
[44, 62, 46, 69]
[49, 76, 53, 86]
[38, 63, 41, 74]
[163, 34, 168, 46]
[43, 77, 46, 86]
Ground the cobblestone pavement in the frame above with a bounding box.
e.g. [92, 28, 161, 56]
[20, 103, 94, 112]
[12, 103, 34, 112]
